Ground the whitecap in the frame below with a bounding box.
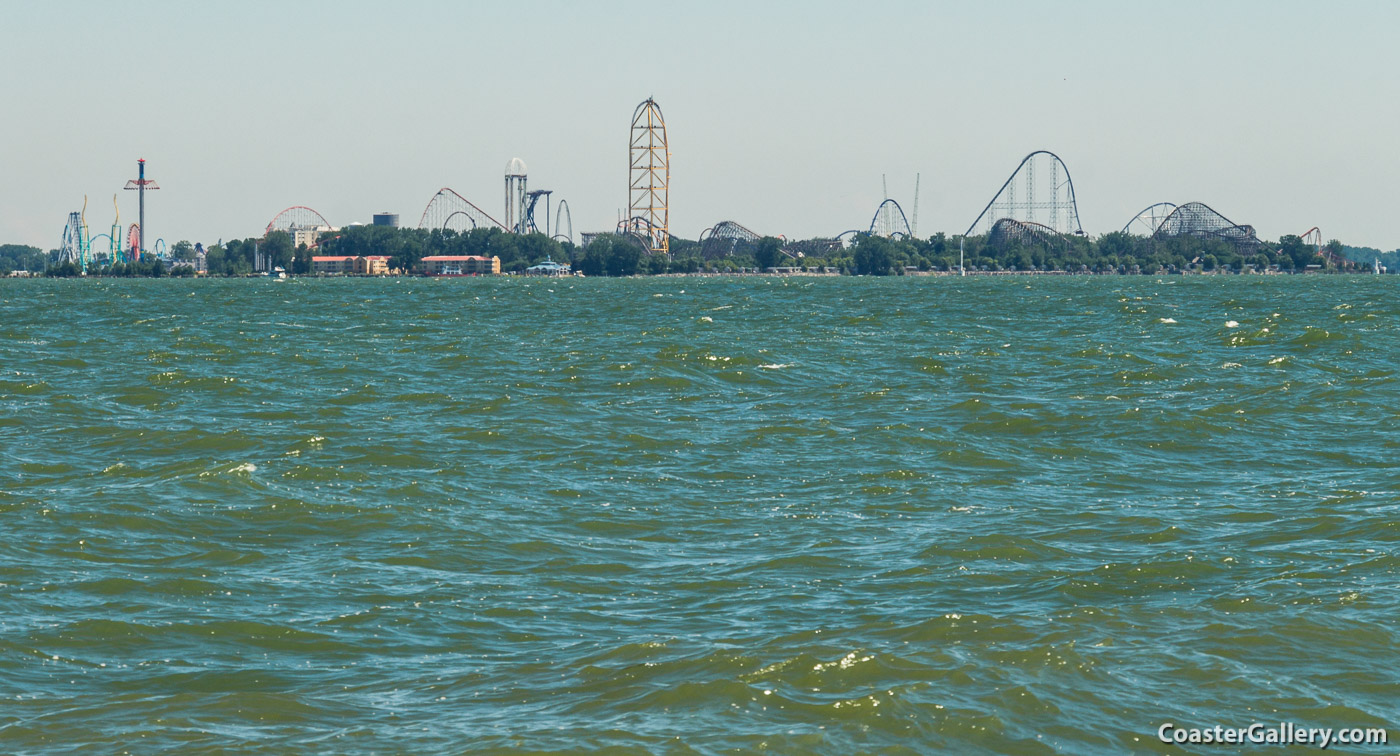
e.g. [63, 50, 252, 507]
[1159, 318, 1177, 324]
[1225, 320, 1240, 328]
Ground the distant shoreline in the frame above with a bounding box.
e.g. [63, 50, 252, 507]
[655, 269, 1376, 277]
[9, 268, 1388, 280]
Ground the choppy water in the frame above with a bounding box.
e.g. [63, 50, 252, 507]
[1, 276, 1397, 754]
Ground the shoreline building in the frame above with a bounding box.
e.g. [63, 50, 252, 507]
[169, 244, 208, 275]
[291, 226, 333, 249]
[312, 255, 356, 275]
[311, 255, 393, 275]
[525, 259, 572, 276]
[353, 255, 391, 276]
[419, 255, 501, 276]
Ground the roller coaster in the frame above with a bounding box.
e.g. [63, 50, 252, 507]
[987, 218, 1063, 253]
[88, 234, 113, 262]
[697, 219, 815, 261]
[266, 206, 331, 236]
[785, 237, 844, 258]
[707, 193, 910, 261]
[1122, 203, 1178, 235]
[966, 150, 1083, 238]
[525, 190, 552, 235]
[106, 196, 122, 264]
[869, 199, 912, 239]
[628, 98, 669, 255]
[1151, 202, 1260, 249]
[417, 188, 506, 233]
[1116, 201, 1262, 250]
[699, 220, 761, 260]
[1300, 227, 1351, 268]
[57, 196, 117, 271]
[617, 216, 673, 253]
[57, 211, 84, 268]
[553, 200, 573, 244]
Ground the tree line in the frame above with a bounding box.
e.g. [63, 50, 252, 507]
[7, 225, 1368, 279]
[0, 244, 46, 275]
[819, 231, 1349, 276]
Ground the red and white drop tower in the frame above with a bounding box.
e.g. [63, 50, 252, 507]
[123, 159, 160, 255]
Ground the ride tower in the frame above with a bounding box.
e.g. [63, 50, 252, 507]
[627, 98, 669, 256]
[123, 158, 160, 256]
[504, 158, 528, 234]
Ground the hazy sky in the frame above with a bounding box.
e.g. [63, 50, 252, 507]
[3, 0, 1397, 250]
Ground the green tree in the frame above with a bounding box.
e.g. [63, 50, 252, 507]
[644, 252, 669, 274]
[293, 244, 312, 275]
[0, 244, 45, 272]
[46, 261, 81, 277]
[1278, 235, 1316, 269]
[852, 235, 895, 275]
[262, 231, 294, 271]
[607, 239, 643, 276]
[572, 236, 611, 277]
[755, 236, 783, 270]
[204, 246, 228, 275]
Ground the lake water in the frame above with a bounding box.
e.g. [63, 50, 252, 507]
[1, 276, 1396, 753]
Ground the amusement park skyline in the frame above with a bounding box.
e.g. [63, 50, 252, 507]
[2, 0, 1398, 251]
